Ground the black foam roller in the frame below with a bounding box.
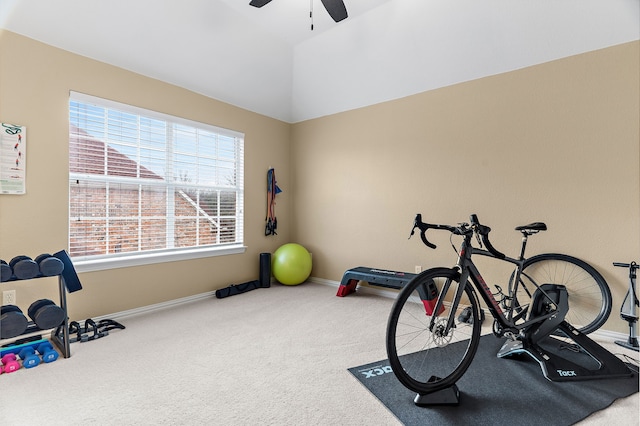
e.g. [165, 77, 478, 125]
[259, 252, 271, 288]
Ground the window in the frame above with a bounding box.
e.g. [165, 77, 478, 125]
[69, 92, 244, 271]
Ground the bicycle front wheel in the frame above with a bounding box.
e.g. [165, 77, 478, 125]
[386, 268, 481, 395]
[515, 253, 612, 335]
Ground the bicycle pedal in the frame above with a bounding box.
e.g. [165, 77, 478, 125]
[457, 307, 485, 324]
[458, 307, 472, 323]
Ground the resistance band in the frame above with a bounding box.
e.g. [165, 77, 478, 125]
[266, 168, 281, 236]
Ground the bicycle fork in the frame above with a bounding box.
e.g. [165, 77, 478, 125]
[427, 269, 471, 337]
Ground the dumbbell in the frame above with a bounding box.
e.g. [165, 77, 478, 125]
[1, 353, 21, 373]
[36, 341, 58, 363]
[9, 255, 39, 280]
[28, 299, 66, 330]
[34, 254, 64, 277]
[1, 259, 12, 282]
[18, 347, 41, 369]
[0, 305, 28, 339]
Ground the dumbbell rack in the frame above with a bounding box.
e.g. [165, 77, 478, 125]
[1, 274, 71, 359]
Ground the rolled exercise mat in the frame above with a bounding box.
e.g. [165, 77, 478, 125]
[259, 252, 271, 288]
[215, 280, 260, 299]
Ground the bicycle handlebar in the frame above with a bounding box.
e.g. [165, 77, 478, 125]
[469, 214, 506, 259]
[614, 261, 638, 269]
[409, 213, 506, 259]
[614, 262, 638, 281]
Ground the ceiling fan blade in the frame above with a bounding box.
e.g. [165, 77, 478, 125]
[320, 0, 348, 22]
[249, 0, 273, 8]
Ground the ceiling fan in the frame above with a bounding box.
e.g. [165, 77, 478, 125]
[249, 0, 348, 25]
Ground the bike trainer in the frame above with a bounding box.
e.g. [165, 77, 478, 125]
[336, 267, 417, 296]
[498, 321, 633, 382]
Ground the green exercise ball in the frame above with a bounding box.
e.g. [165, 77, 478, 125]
[272, 243, 312, 286]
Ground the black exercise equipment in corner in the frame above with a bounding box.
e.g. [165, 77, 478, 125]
[613, 261, 639, 352]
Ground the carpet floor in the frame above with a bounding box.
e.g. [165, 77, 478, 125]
[0, 283, 638, 425]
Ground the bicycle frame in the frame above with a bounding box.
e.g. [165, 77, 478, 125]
[431, 231, 559, 337]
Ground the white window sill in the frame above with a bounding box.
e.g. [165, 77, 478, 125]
[73, 245, 247, 273]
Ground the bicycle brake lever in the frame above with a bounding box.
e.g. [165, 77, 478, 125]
[409, 214, 421, 239]
[474, 227, 483, 248]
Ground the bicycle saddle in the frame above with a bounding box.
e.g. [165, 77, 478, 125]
[515, 222, 547, 232]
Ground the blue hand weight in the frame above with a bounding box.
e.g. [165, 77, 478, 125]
[18, 347, 41, 369]
[37, 342, 59, 363]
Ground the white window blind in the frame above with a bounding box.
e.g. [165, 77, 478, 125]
[69, 92, 244, 268]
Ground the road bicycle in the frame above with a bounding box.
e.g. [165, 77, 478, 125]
[386, 213, 615, 396]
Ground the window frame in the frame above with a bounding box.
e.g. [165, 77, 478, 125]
[68, 92, 246, 273]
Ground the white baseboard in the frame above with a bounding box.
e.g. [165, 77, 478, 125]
[93, 290, 216, 323]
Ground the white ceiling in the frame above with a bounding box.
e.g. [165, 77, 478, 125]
[1, 0, 638, 123]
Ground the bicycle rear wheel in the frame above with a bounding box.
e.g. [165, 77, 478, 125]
[386, 268, 481, 395]
[513, 253, 612, 335]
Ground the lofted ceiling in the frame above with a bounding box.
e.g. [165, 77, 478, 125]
[0, 0, 638, 123]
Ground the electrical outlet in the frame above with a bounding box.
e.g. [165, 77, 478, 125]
[3, 289, 16, 305]
[415, 265, 422, 274]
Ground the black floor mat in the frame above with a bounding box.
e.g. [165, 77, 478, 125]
[348, 335, 638, 426]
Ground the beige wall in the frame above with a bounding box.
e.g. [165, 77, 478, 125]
[1, 30, 638, 335]
[0, 30, 291, 320]
[291, 41, 640, 334]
